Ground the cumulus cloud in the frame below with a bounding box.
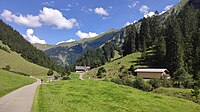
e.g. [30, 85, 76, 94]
[1, 10, 42, 27]
[39, 7, 78, 29]
[139, 5, 150, 15]
[56, 39, 75, 45]
[128, 1, 139, 8]
[23, 29, 46, 44]
[1, 7, 78, 29]
[94, 7, 109, 16]
[76, 30, 98, 39]
[160, 4, 174, 14]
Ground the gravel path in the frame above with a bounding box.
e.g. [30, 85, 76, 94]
[0, 78, 41, 112]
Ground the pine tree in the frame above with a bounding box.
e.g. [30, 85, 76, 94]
[166, 17, 184, 75]
[123, 24, 137, 56]
[139, 17, 151, 49]
[179, 5, 198, 72]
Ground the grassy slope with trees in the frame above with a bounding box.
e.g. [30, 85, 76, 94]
[0, 41, 59, 77]
[85, 52, 145, 79]
[0, 69, 35, 97]
[0, 20, 64, 74]
[32, 80, 200, 112]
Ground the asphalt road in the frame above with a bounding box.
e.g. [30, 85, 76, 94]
[0, 78, 41, 112]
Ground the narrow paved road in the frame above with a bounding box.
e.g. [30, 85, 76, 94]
[0, 78, 41, 112]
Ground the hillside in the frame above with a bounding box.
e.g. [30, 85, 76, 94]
[32, 80, 200, 112]
[85, 52, 146, 79]
[44, 30, 117, 65]
[0, 20, 62, 73]
[0, 69, 35, 97]
[0, 41, 59, 77]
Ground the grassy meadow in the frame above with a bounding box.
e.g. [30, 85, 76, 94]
[0, 69, 36, 97]
[153, 87, 200, 104]
[32, 80, 200, 112]
[85, 52, 147, 79]
[69, 72, 80, 80]
[0, 41, 59, 77]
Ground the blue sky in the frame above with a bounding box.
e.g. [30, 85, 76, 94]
[0, 0, 180, 45]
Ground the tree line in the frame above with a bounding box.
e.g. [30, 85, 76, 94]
[76, 42, 115, 68]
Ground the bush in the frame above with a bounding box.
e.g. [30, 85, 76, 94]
[149, 79, 161, 89]
[173, 68, 192, 88]
[47, 69, 54, 76]
[128, 65, 135, 75]
[54, 75, 59, 80]
[62, 76, 70, 80]
[5, 65, 11, 71]
[97, 67, 106, 78]
[162, 79, 173, 87]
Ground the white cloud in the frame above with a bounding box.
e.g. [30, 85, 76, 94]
[160, 4, 174, 14]
[144, 12, 155, 18]
[76, 30, 98, 39]
[39, 7, 78, 29]
[164, 4, 174, 11]
[23, 29, 46, 44]
[88, 8, 93, 12]
[1, 7, 78, 29]
[109, 6, 113, 9]
[125, 22, 132, 27]
[124, 20, 137, 27]
[56, 39, 75, 45]
[129, 1, 139, 8]
[1, 10, 42, 27]
[94, 7, 109, 16]
[139, 5, 150, 15]
[42, 1, 55, 6]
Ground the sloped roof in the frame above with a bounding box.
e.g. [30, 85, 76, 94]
[75, 66, 90, 70]
[135, 69, 169, 73]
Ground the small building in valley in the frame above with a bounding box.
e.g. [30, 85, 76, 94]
[75, 66, 90, 73]
[135, 68, 170, 79]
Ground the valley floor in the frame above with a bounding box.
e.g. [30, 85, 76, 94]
[32, 80, 200, 112]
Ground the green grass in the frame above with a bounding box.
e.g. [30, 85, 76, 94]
[153, 87, 200, 104]
[69, 72, 80, 80]
[85, 52, 147, 79]
[0, 41, 59, 77]
[0, 69, 36, 97]
[32, 80, 200, 112]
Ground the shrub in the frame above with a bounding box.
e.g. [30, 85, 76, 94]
[62, 76, 70, 80]
[149, 79, 161, 89]
[97, 67, 106, 78]
[128, 65, 135, 75]
[54, 75, 59, 80]
[191, 86, 200, 103]
[47, 69, 54, 76]
[173, 68, 192, 88]
[162, 79, 173, 87]
[5, 65, 11, 71]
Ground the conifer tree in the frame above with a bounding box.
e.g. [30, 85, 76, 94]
[166, 17, 184, 75]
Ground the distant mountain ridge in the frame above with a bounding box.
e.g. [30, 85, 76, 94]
[37, 30, 117, 65]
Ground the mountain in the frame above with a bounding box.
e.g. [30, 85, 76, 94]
[33, 43, 55, 51]
[42, 29, 117, 65]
